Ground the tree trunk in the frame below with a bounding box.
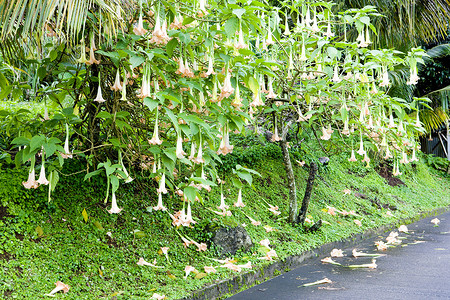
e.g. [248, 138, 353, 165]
[280, 140, 297, 224]
[297, 162, 318, 224]
[447, 121, 449, 161]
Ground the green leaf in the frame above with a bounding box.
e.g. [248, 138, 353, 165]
[43, 142, 57, 157]
[0, 73, 9, 89]
[360, 16, 370, 25]
[110, 175, 119, 194]
[11, 136, 29, 146]
[84, 169, 102, 180]
[224, 17, 239, 38]
[233, 8, 246, 18]
[247, 76, 259, 94]
[50, 170, 59, 191]
[97, 111, 112, 119]
[130, 55, 145, 68]
[143, 97, 159, 111]
[12, 88, 22, 101]
[37, 66, 47, 79]
[166, 38, 178, 57]
[30, 135, 45, 152]
[0, 85, 12, 100]
[184, 186, 198, 203]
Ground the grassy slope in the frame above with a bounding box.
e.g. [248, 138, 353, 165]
[0, 149, 449, 299]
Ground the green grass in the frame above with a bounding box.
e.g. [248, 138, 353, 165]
[0, 150, 449, 299]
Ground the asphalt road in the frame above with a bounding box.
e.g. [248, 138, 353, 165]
[229, 211, 450, 300]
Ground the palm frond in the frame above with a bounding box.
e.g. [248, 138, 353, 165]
[0, 0, 127, 43]
[337, 0, 450, 49]
[416, 107, 449, 133]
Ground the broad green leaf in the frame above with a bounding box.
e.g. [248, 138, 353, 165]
[11, 136, 29, 146]
[184, 186, 198, 203]
[97, 111, 112, 119]
[130, 55, 145, 68]
[247, 76, 259, 94]
[224, 17, 239, 38]
[166, 38, 178, 57]
[84, 169, 103, 180]
[110, 175, 119, 193]
[143, 97, 159, 111]
[233, 8, 246, 18]
[30, 135, 45, 152]
[43, 142, 57, 157]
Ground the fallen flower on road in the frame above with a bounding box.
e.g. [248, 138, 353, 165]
[348, 259, 377, 269]
[352, 249, 385, 257]
[321, 257, 341, 265]
[330, 249, 344, 257]
[375, 241, 388, 251]
[386, 231, 401, 245]
[302, 277, 332, 287]
[431, 218, 440, 226]
[398, 225, 408, 233]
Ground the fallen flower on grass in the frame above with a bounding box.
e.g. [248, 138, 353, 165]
[343, 189, 352, 195]
[431, 218, 440, 226]
[386, 211, 394, 217]
[321, 257, 341, 265]
[152, 293, 166, 300]
[204, 266, 217, 274]
[327, 206, 337, 216]
[259, 239, 270, 248]
[137, 257, 164, 268]
[211, 209, 232, 217]
[220, 261, 242, 272]
[348, 259, 377, 269]
[268, 204, 281, 215]
[330, 249, 344, 257]
[246, 215, 261, 226]
[375, 241, 388, 251]
[160, 247, 170, 262]
[340, 210, 358, 217]
[259, 249, 278, 261]
[44, 281, 70, 297]
[184, 265, 197, 279]
[398, 225, 408, 233]
[192, 241, 207, 252]
[354, 220, 362, 226]
[301, 277, 332, 287]
[264, 225, 275, 232]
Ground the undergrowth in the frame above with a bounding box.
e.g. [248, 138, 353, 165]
[0, 143, 449, 299]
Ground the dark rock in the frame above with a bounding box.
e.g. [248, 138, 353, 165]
[354, 192, 368, 199]
[212, 226, 253, 255]
[318, 157, 329, 164]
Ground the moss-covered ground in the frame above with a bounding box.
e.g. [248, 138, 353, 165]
[0, 139, 449, 299]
